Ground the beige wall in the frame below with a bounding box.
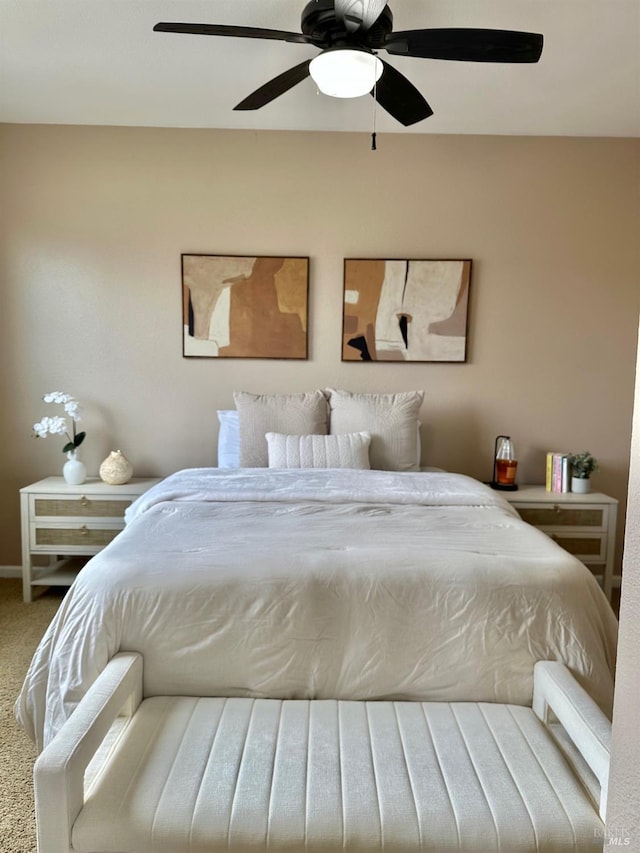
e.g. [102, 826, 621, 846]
[0, 125, 638, 568]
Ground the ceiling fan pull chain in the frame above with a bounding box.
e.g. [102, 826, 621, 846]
[371, 70, 378, 150]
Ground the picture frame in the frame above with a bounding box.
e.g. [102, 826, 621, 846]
[342, 258, 472, 363]
[182, 254, 309, 359]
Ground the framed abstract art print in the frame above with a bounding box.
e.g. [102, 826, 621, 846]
[182, 254, 309, 359]
[342, 258, 472, 363]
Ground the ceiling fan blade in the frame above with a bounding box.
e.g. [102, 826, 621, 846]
[334, 0, 387, 31]
[385, 28, 544, 63]
[373, 61, 433, 126]
[234, 60, 312, 111]
[153, 22, 313, 45]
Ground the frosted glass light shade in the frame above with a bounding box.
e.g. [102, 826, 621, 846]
[309, 49, 384, 99]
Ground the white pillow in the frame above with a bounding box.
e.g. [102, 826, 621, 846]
[234, 390, 328, 468]
[326, 388, 424, 471]
[217, 410, 240, 468]
[266, 432, 371, 469]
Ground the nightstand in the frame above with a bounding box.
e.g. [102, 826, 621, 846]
[503, 485, 619, 602]
[20, 476, 160, 602]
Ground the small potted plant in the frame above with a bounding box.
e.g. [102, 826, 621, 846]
[569, 451, 599, 493]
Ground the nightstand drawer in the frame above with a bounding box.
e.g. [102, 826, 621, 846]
[31, 523, 124, 550]
[31, 495, 133, 520]
[517, 505, 605, 530]
[548, 532, 606, 561]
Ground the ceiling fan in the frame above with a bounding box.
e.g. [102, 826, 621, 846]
[153, 0, 543, 127]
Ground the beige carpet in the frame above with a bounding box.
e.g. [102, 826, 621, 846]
[0, 579, 64, 853]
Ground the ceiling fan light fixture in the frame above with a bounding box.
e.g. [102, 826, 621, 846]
[309, 48, 383, 98]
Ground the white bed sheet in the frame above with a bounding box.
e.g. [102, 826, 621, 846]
[16, 468, 618, 752]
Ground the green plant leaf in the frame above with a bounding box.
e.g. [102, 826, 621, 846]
[74, 432, 86, 448]
[62, 441, 75, 453]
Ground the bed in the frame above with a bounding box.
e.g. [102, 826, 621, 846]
[16, 465, 618, 754]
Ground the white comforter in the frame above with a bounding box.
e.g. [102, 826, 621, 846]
[16, 469, 618, 752]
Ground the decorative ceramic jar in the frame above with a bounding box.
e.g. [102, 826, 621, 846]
[99, 450, 133, 485]
[63, 449, 87, 485]
[571, 477, 591, 494]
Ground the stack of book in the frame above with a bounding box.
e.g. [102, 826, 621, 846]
[546, 452, 571, 492]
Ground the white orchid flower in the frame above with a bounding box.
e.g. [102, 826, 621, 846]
[43, 392, 72, 405]
[33, 416, 68, 437]
[33, 393, 86, 452]
[63, 400, 81, 421]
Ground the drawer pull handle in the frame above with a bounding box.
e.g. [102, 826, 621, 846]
[80, 496, 90, 507]
[79, 525, 89, 536]
[553, 504, 561, 514]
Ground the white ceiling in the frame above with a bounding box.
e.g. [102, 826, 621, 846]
[1, 0, 639, 137]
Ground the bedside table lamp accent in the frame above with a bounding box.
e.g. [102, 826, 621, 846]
[490, 435, 519, 491]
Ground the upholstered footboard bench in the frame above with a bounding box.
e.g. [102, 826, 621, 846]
[34, 654, 610, 853]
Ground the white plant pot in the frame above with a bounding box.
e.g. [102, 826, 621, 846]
[63, 449, 87, 485]
[571, 476, 591, 494]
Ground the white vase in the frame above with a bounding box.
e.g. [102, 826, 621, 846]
[63, 449, 87, 485]
[571, 476, 591, 494]
[99, 450, 133, 485]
